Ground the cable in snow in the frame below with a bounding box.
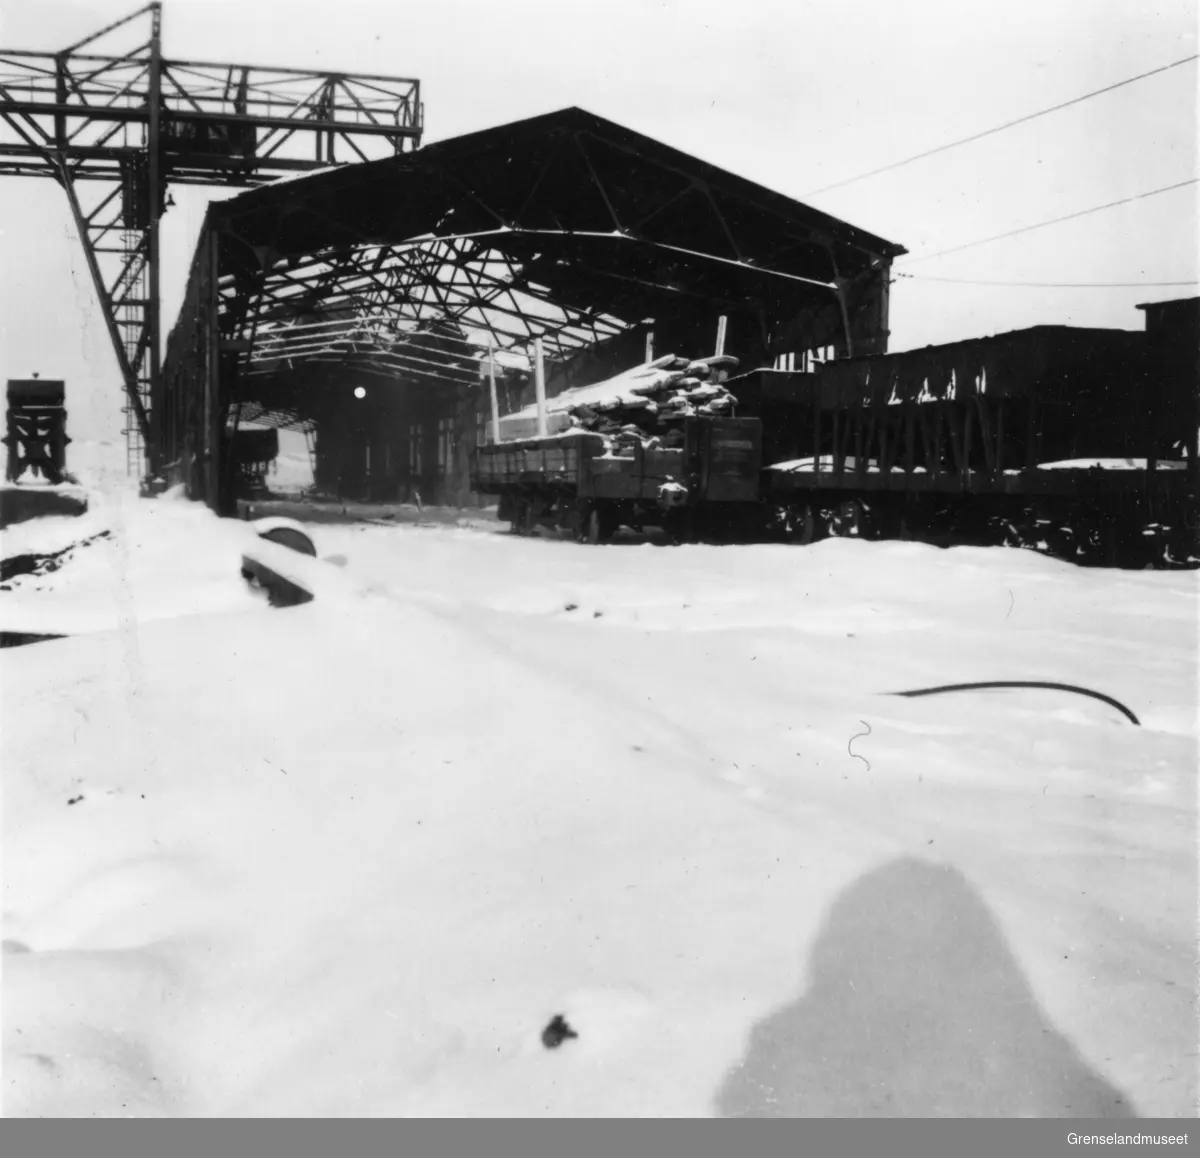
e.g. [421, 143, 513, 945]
[887, 681, 1140, 725]
[848, 720, 872, 771]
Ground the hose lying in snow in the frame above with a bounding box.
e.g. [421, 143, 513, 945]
[887, 681, 1140, 726]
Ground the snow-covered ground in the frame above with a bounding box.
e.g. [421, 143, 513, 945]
[2, 490, 1197, 1118]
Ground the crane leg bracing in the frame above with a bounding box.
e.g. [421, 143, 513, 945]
[0, 1, 423, 479]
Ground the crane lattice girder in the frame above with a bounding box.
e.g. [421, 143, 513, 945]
[0, 1, 423, 477]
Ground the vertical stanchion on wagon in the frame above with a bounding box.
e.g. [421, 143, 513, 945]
[488, 339, 501, 445]
[534, 336, 548, 438]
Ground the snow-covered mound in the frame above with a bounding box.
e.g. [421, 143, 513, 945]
[2, 498, 1196, 1117]
[0, 490, 263, 637]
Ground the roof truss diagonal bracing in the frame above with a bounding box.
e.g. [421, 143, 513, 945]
[233, 237, 629, 376]
[162, 107, 905, 502]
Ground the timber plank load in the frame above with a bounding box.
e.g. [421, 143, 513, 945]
[472, 348, 764, 543]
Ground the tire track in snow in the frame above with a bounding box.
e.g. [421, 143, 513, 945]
[351, 578, 725, 774]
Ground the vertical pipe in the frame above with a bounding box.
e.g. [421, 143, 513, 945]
[826, 245, 857, 360]
[877, 260, 893, 354]
[534, 336, 547, 438]
[53, 55, 67, 151]
[488, 340, 501, 444]
[833, 284, 855, 359]
[715, 316, 728, 357]
[645, 330, 654, 363]
[204, 228, 220, 510]
[146, 1, 163, 479]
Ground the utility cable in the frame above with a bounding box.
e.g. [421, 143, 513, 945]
[896, 272, 1199, 288]
[900, 178, 1199, 264]
[806, 54, 1198, 197]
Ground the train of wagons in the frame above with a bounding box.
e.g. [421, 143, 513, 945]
[470, 298, 1198, 568]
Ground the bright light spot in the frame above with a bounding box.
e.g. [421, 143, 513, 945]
[353, 387, 367, 400]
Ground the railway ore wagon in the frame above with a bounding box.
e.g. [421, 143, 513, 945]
[5, 378, 70, 485]
[226, 425, 280, 496]
[471, 415, 764, 543]
[740, 316, 1198, 568]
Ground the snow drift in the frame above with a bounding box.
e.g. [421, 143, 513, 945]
[2, 496, 1196, 1117]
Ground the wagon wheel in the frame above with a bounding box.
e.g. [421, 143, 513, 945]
[509, 498, 530, 535]
[522, 499, 543, 537]
[664, 508, 695, 546]
[997, 511, 1033, 550]
[1043, 523, 1077, 561]
[873, 500, 916, 543]
[257, 525, 317, 556]
[777, 500, 818, 545]
[558, 501, 584, 541]
[573, 503, 599, 545]
[1137, 523, 1172, 569]
[585, 507, 605, 545]
[1163, 518, 1200, 568]
[578, 503, 617, 545]
[829, 498, 866, 539]
[1071, 517, 1122, 566]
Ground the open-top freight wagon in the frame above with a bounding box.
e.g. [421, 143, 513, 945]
[226, 424, 280, 495]
[471, 346, 766, 543]
[471, 301, 1198, 566]
[5, 378, 70, 485]
[743, 311, 1198, 567]
[472, 416, 764, 543]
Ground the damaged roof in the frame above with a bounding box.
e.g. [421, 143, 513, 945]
[213, 106, 905, 276]
[189, 107, 905, 415]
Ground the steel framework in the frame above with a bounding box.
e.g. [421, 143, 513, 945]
[228, 236, 631, 379]
[160, 106, 905, 511]
[0, 1, 422, 475]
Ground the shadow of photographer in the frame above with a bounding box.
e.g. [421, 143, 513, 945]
[717, 856, 1137, 1118]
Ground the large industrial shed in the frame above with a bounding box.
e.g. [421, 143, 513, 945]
[157, 107, 905, 512]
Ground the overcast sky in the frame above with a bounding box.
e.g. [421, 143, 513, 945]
[0, 0, 1196, 445]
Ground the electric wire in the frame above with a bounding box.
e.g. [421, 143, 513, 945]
[900, 178, 1199, 264]
[806, 54, 1198, 197]
[896, 273, 1199, 288]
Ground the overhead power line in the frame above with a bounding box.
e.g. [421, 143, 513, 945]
[897, 273, 1200, 288]
[805, 53, 1199, 197]
[900, 178, 1199, 264]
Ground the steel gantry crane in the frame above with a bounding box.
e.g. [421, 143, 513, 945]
[0, 2, 423, 478]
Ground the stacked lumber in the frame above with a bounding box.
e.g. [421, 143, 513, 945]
[529, 353, 740, 450]
[494, 353, 741, 448]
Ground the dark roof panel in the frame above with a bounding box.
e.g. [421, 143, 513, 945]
[212, 106, 906, 282]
